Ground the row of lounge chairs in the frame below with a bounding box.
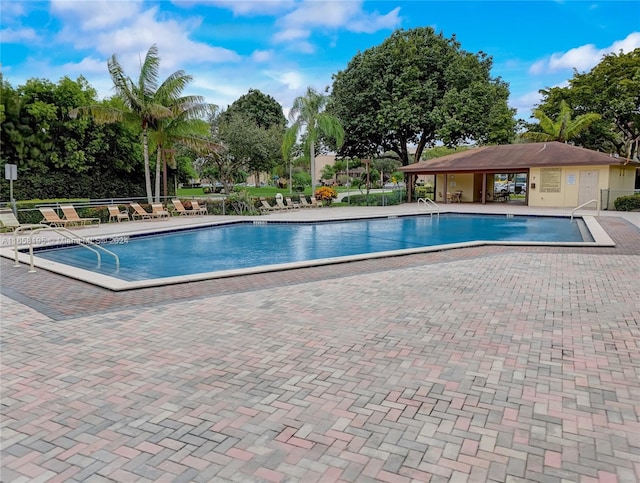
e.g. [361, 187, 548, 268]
[109, 200, 208, 222]
[34, 200, 209, 228]
[2, 195, 323, 230]
[259, 196, 321, 212]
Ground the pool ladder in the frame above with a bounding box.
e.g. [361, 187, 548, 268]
[417, 198, 440, 218]
[12, 224, 120, 273]
[570, 199, 599, 222]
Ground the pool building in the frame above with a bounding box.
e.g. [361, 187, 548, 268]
[398, 142, 638, 209]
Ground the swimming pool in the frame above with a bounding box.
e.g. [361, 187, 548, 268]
[25, 213, 605, 290]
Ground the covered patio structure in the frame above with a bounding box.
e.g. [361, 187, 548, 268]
[399, 141, 639, 208]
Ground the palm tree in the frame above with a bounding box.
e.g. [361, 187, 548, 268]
[149, 97, 213, 202]
[282, 87, 344, 193]
[72, 44, 203, 203]
[523, 100, 601, 143]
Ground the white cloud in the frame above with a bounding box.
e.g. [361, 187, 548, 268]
[1, 1, 26, 18]
[349, 7, 401, 34]
[52, 4, 241, 78]
[273, 27, 310, 43]
[51, 0, 141, 31]
[529, 32, 640, 75]
[191, 76, 246, 109]
[251, 50, 274, 62]
[279, 1, 399, 32]
[173, 0, 295, 16]
[267, 70, 304, 90]
[61, 56, 107, 75]
[548, 44, 601, 72]
[272, 28, 315, 53]
[273, 1, 401, 50]
[0, 27, 39, 43]
[611, 32, 640, 52]
[99, 18, 240, 69]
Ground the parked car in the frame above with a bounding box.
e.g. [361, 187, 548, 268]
[497, 182, 526, 194]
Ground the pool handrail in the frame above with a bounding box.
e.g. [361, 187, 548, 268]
[570, 199, 599, 221]
[417, 197, 440, 218]
[13, 224, 120, 272]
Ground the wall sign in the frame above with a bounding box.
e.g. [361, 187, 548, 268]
[540, 168, 562, 192]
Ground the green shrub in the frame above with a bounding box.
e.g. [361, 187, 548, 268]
[226, 191, 261, 215]
[415, 186, 434, 199]
[342, 190, 406, 206]
[613, 193, 640, 211]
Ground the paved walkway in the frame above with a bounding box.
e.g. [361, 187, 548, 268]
[1, 204, 639, 482]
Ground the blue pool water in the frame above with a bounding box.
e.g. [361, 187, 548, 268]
[35, 214, 589, 282]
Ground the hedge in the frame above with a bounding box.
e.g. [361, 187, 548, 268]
[341, 190, 406, 206]
[613, 193, 640, 211]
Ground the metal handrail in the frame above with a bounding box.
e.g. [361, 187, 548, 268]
[417, 197, 440, 218]
[13, 225, 120, 273]
[570, 199, 599, 221]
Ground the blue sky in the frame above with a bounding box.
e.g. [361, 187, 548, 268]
[1, 0, 639, 121]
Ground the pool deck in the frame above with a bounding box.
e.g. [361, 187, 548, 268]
[2, 203, 639, 482]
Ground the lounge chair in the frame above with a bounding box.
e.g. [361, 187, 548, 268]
[299, 197, 312, 208]
[285, 197, 300, 209]
[151, 203, 170, 219]
[107, 205, 130, 222]
[130, 202, 152, 220]
[310, 197, 322, 208]
[39, 207, 75, 227]
[172, 199, 199, 216]
[61, 205, 101, 226]
[0, 208, 21, 231]
[275, 198, 289, 210]
[191, 201, 208, 215]
[259, 197, 278, 212]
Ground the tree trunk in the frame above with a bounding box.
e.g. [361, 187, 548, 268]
[155, 149, 161, 203]
[310, 142, 316, 195]
[142, 128, 153, 204]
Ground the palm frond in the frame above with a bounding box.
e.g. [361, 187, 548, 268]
[68, 105, 124, 124]
[139, 44, 160, 97]
[317, 112, 345, 148]
[156, 71, 192, 103]
[282, 123, 300, 159]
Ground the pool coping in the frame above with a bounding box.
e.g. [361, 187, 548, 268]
[0, 214, 615, 292]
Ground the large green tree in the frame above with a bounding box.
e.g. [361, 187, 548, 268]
[282, 86, 345, 192]
[533, 49, 640, 159]
[0, 75, 144, 200]
[328, 27, 516, 165]
[223, 89, 286, 129]
[221, 89, 286, 184]
[201, 109, 282, 193]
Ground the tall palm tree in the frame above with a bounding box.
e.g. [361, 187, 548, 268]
[72, 44, 201, 203]
[523, 100, 601, 143]
[282, 87, 344, 193]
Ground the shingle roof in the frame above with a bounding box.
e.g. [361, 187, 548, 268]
[399, 142, 636, 173]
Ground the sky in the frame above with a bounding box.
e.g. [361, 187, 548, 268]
[1, 0, 639, 121]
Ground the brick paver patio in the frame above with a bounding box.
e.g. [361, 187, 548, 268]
[1, 209, 639, 482]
